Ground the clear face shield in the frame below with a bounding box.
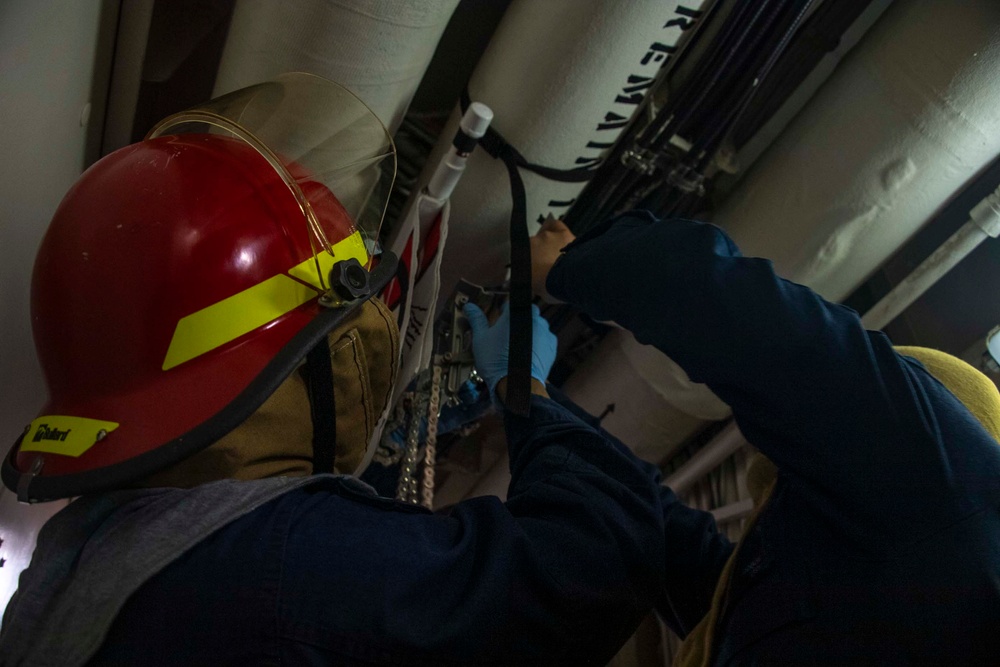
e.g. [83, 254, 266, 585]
[147, 72, 397, 288]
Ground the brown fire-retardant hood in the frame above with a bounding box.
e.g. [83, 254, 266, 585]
[139, 297, 399, 488]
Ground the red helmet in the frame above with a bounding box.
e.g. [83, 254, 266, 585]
[3, 74, 397, 501]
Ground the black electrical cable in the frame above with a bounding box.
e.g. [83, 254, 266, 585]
[618, 0, 811, 222]
[733, 0, 876, 148]
[674, 0, 794, 147]
[593, 0, 786, 225]
[574, 0, 818, 233]
[638, 0, 759, 149]
[648, 0, 779, 153]
[568, 1, 723, 232]
[692, 0, 818, 168]
[659, 0, 816, 222]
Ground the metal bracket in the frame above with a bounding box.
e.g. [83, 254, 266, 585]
[666, 164, 706, 195]
[16, 456, 44, 504]
[620, 146, 659, 175]
[433, 280, 504, 401]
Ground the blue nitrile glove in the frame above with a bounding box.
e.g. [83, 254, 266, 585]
[462, 301, 558, 397]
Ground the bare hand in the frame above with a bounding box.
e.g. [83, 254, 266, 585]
[531, 217, 576, 301]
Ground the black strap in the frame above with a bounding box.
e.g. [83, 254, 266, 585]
[453, 129, 479, 154]
[394, 258, 410, 329]
[306, 341, 337, 473]
[459, 90, 596, 415]
[497, 149, 534, 415]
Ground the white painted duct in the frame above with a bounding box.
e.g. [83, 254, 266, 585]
[424, 0, 710, 298]
[213, 0, 461, 133]
[715, 0, 1000, 303]
[562, 330, 727, 462]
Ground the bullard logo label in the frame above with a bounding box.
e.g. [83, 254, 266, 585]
[32, 424, 72, 443]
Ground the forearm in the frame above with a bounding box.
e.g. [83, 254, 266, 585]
[546, 214, 994, 536]
[541, 384, 733, 636]
[503, 396, 665, 624]
[547, 214, 863, 396]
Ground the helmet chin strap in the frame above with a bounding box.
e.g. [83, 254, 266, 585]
[305, 340, 337, 475]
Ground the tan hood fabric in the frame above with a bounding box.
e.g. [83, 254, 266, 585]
[141, 297, 399, 488]
[675, 347, 1000, 666]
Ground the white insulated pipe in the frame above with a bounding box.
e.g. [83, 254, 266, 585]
[213, 0, 460, 133]
[429, 0, 711, 305]
[861, 187, 1000, 330]
[561, 329, 726, 464]
[466, 0, 1000, 503]
[714, 0, 1000, 303]
[710, 498, 755, 525]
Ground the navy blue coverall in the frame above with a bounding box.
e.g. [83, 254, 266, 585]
[548, 213, 1000, 664]
[92, 214, 1000, 665]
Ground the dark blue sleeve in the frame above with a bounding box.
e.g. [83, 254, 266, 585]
[548, 213, 1000, 548]
[544, 385, 734, 638]
[274, 395, 667, 666]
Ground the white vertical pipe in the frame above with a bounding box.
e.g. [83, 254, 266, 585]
[710, 498, 755, 524]
[861, 187, 1000, 330]
[426, 102, 494, 200]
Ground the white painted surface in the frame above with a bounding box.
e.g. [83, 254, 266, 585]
[715, 0, 1000, 303]
[428, 0, 710, 302]
[0, 0, 109, 611]
[214, 0, 461, 133]
[562, 330, 722, 461]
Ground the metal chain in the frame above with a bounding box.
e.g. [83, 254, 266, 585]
[396, 381, 427, 504]
[421, 364, 443, 509]
[394, 363, 444, 507]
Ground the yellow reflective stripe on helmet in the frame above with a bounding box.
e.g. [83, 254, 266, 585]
[20, 416, 120, 457]
[163, 231, 369, 371]
[287, 229, 369, 289]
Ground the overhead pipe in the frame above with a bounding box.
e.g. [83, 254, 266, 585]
[213, 0, 461, 133]
[716, 0, 1000, 303]
[469, 0, 1000, 503]
[710, 498, 755, 525]
[663, 421, 743, 494]
[566, 0, 1000, 498]
[428, 0, 713, 305]
[861, 187, 1000, 330]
